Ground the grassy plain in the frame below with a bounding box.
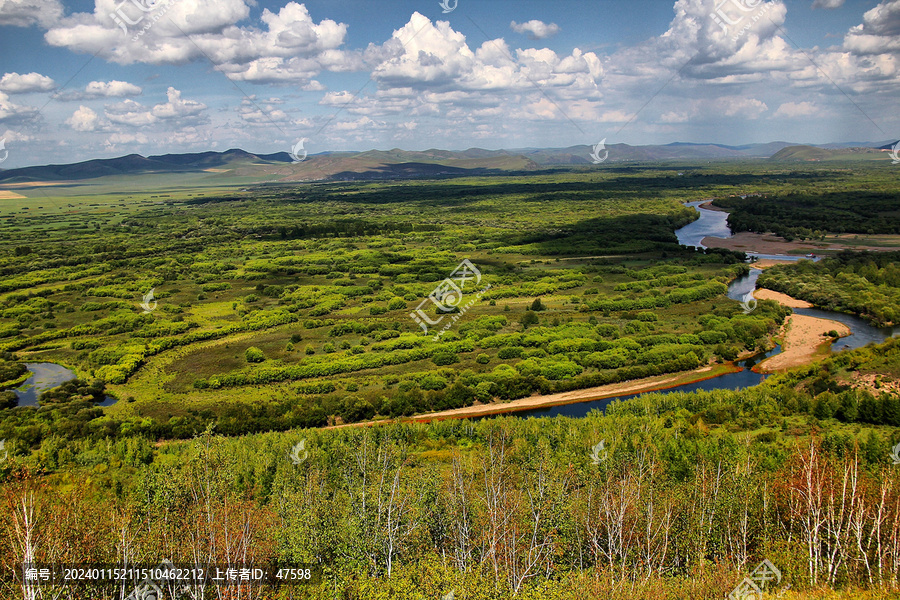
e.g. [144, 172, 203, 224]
[1, 160, 900, 598]
[0, 164, 791, 435]
[1, 161, 897, 437]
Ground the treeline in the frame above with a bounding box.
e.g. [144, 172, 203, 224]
[496, 213, 688, 256]
[758, 251, 900, 326]
[584, 280, 728, 311]
[2, 362, 900, 598]
[715, 191, 900, 239]
[0, 299, 788, 444]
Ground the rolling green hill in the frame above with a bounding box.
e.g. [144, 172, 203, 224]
[770, 145, 892, 162]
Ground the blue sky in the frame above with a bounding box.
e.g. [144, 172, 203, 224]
[0, 0, 897, 167]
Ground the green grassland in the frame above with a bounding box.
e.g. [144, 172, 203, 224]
[2, 160, 900, 599]
[0, 164, 798, 440]
[2, 338, 900, 599]
[0, 162, 895, 440]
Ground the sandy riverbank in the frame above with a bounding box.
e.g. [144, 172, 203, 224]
[702, 231, 896, 254]
[753, 259, 798, 269]
[323, 364, 739, 429]
[754, 289, 849, 372]
[756, 314, 849, 372]
[754, 288, 812, 308]
[409, 365, 737, 421]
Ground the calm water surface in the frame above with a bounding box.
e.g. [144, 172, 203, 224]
[10, 363, 76, 407]
[512, 345, 779, 419]
[490, 203, 896, 419]
[5, 362, 117, 407]
[676, 200, 731, 249]
[679, 201, 818, 262]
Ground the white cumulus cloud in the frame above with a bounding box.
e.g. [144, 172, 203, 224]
[43, 1, 355, 87]
[0, 72, 56, 94]
[843, 0, 900, 55]
[104, 87, 207, 127]
[56, 80, 143, 101]
[85, 80, 142, 98]
[774, 101, 818, 117]
[65, 105, 102, 131]
[813, 0, 845, 8]
[0, 91, 38, 124]
[0, 0, 63, 27]
[510, 20, 560, 40]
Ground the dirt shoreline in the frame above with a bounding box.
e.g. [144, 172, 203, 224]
[325, 364, 741, 429]
[409, 364, 739, 422]
[756, 314, 849, 372]
[754, 288, 812, 308]
[702, 231, 896, 254]
[753, 290, 850, 372]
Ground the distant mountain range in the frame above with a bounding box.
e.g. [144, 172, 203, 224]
[1, 140, 897, 185]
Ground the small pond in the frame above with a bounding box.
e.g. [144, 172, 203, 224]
[5, 362, 117, 407]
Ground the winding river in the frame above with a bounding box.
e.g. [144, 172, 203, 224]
[509, 201, 899, 419]
[681, 202, 899, 352]
[677, 200, 820, 262]
[728, 267, 899, 352]
[5, 362, 117, 408]
[3, 202, 894, 417]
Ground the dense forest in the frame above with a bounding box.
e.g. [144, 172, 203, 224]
[2, 338, 900, 599]
[758, 251, 900, 326]
[714, 191, 900, 240]
[1, 165, 899, 598]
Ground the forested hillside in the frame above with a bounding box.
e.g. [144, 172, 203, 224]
[2, 338, 900, 599]
[759, 251, 900, 326]
[1, 166, 899, 599]
[714, 191, 900, 240]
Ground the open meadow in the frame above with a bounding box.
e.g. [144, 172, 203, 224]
[1, 162, 900, 598]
